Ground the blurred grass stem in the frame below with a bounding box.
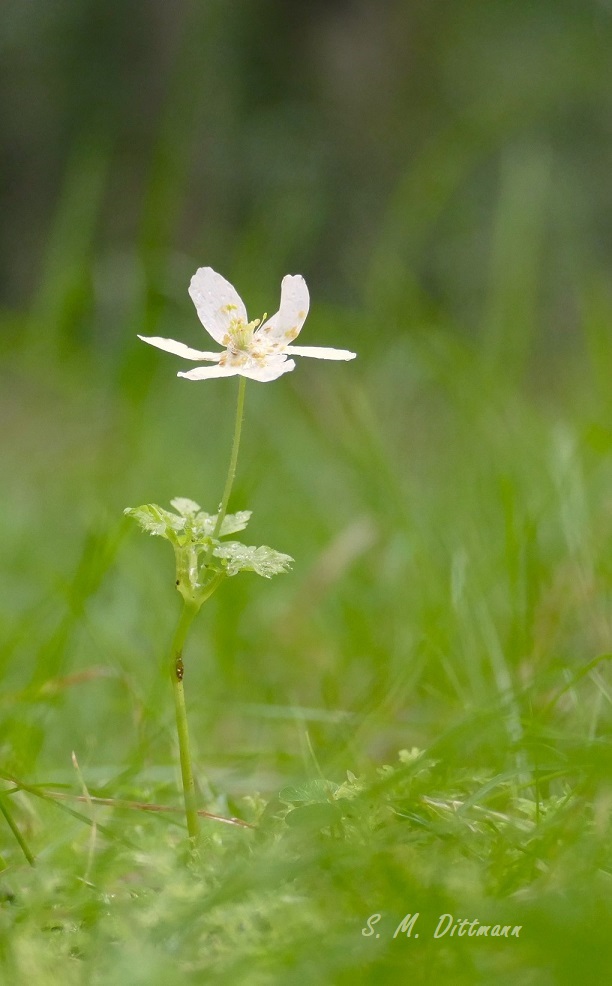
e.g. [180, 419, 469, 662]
[0, 792, 35, 866]
[169, 601, 199, 841]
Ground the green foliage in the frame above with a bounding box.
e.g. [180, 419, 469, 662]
[5, 319, 612, 984]
[3, 3, 612, 981]
[124, 500, 251, 543]
[213, 542, 293, 579]
[124, 500, 292, 607]
[2, 754, 612, 985]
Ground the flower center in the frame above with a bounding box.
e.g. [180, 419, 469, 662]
[220, 315, 270, 366]
[227, 316, 256, 353]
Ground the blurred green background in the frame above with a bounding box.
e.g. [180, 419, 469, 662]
[2, 0, 612, 784]
[4, 3, 612, 983]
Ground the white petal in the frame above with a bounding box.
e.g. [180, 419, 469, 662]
[257, 274, 310, 347]
[285, 345, 357, 361]
[177, 364, 240, 381]
[188, 267, 248, 345]
[238, 358, 296, 382]
[138, 335, 222, 361]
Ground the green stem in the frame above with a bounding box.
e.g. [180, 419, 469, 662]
[169, 377, 246, 841]
[0, 792, 36, 866]
[169, 601, 199, 841]
[213, 375, 247, 539]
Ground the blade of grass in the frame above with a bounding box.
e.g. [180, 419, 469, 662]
[0, 791, 35, 866]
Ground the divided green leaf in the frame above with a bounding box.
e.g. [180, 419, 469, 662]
[169, 497, 201, 518]
[124, 502, 251, 545]
[125, 501, 291, 597]
[124, 504, 186, 540]
[213, 542, 294, 578]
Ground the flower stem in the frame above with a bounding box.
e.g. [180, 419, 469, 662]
[213, 375, 247, 539]
[169, 601, 199, 841]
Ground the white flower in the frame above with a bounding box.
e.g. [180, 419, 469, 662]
[138, 267, 356, 382]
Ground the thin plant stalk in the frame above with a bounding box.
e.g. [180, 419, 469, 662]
[213, 375, 247, 539]
[169, 601, 199, 840]
[171, 378, 246, 842]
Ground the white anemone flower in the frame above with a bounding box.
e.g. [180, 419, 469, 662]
[138, 267, 356, 382]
